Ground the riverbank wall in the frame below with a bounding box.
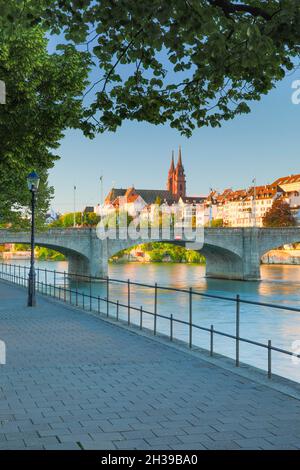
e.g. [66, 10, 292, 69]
[261, 250, 300, 265]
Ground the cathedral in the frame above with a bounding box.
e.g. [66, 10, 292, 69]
[103, 146, 201, 209]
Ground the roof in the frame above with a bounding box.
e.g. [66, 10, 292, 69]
[104, 188, 127, 204]
[273, 174, 300, 186]
[247, 184, 283, 200]
[181, 196, 206, 204]
[105, 188, 178, 205]
[83, 206, 95, 213]
[225, 189, 248, 202]
[127, 195, 140, 203]
[206, 184, 283, 205]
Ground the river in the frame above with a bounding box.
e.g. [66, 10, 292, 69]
[3, 259, 300, 383]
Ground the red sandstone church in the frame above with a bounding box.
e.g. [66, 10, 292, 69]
[104, 147, 204, 210]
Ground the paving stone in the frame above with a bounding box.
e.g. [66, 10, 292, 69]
[0, 441, 26, 450]
[114, 439, 150, 450]
[5, 431, 39, 441]
[43, 442, 81, 450]
[79, 439, 117, 450]
[233, 437, 273, 449]
[90, 431, 124, 441]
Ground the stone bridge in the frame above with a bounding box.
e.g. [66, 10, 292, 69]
[1, 227, 300, 281]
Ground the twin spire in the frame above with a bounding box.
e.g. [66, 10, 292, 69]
[168, 146, 183, 175]
[167, 146, 186, 198]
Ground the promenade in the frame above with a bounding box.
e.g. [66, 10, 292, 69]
[0, 281, 300, 450]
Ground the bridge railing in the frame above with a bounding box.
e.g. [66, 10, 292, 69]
[0, 262, 300, 381]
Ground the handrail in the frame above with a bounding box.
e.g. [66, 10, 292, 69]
[9, 263, 300, 313]
[1, 262, 300, 381]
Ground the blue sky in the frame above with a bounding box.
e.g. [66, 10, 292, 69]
[49, 69, 300, 213]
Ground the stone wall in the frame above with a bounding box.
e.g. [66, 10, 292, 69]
[261, 250, 300, 265]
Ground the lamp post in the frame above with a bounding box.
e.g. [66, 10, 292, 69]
[27, 171, 40, 307]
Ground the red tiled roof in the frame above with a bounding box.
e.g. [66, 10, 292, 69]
[273, 174, 300, 186]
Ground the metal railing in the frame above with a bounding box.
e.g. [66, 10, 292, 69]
[1, 262, 300, 380]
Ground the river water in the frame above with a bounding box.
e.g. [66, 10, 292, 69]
[3, 259, 300, 383]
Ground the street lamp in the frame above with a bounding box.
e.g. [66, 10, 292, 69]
[27, 171, 40, 307]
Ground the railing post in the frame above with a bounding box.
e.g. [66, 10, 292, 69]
[268, 340, 272, 379]
[106, 276, 109, 317]
[127, 279, 131, 325]
[154, 283, 157, 335]
[189, 287, 193, 348]
[76, 286, 78, 306]
[210, 325, 214, 357]
[54, 270, 56, 298]
[116, 300, 119, 321]
[63, 271, 66, 302]
[170, 314, 173, 341]
[140, 306, 143, 330]
[13, 264, 16, 284]
[89, 276, 92, 311]
[58, 286, 61, 300]
[45, 268, 47, 292]
[236, 294, 240, 367]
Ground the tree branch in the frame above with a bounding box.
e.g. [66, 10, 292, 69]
[208, 0, 272, 20]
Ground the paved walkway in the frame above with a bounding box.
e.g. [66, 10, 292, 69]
[0, 281, 300, 450]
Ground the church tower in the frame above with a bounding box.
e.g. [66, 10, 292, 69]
[167, 151, 175, 192]
[173, 146, 186, 198]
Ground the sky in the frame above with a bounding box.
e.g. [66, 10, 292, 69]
[49, 67, 300, 213]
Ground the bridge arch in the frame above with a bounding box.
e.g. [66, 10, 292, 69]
[0, 235, 90, 279]
[258, 228, 300, 259]
[108, 238, 246, 281]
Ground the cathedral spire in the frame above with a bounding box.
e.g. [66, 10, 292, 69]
[173, 146, 186, 198]
[169, 151, 175, 172]
[167, 151, 175, 192]
[177, 145, 183, 168]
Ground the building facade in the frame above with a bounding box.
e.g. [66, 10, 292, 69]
[99, 148, 204, 224]
[98, 151, 300, 228]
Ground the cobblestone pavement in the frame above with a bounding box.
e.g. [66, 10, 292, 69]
[0, 281, 300, 450]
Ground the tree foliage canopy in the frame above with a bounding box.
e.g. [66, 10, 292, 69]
[50, 211, 100, 227]
[35, 0, 300, 136]
[0, 3, 91, 225]
[2, 1, 300, 224]
[263, 198, 297, 227]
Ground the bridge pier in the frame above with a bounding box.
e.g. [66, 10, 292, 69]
[202, 246, 260, 281]
[68, 254, 91, 280]
[205, 256, 261, 281]
[67, 238, 108, 280]
[190, 232, 262, 281]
